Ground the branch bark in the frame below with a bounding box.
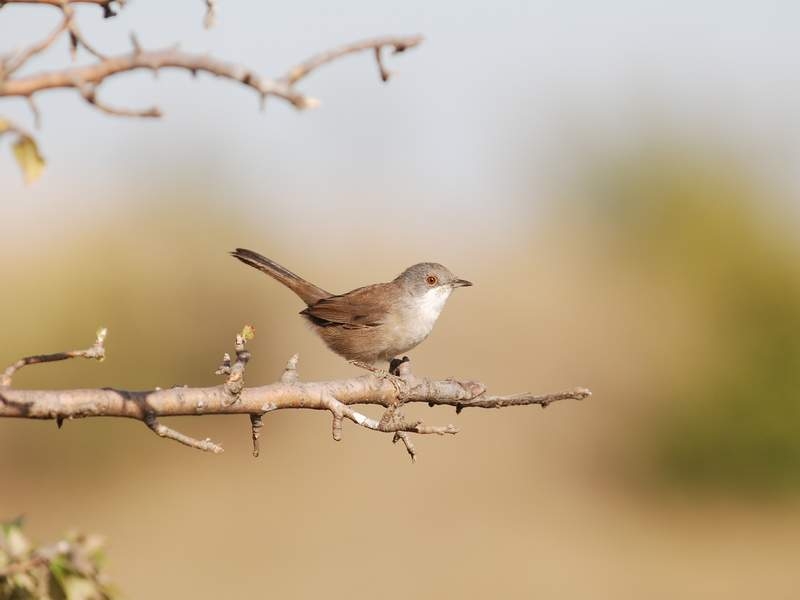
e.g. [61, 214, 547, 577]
[0, 328, 591, 461]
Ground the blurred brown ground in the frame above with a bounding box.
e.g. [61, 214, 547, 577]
[2, 165, 799, 597]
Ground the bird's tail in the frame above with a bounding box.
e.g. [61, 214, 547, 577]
[230, 248, 331, 306]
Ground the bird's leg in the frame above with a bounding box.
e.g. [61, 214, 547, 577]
[388, 356, 411, 377]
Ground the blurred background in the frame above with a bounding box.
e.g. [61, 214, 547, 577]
[2, 0, 800, 597]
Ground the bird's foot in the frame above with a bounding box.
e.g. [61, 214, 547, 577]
[349, 359, 409, 399]
[349, 360, 381, 374]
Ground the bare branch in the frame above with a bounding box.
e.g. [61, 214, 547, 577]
[0, 328, 590, 459]
[0, 327, 106, 387]
[1, 36, 423, 114]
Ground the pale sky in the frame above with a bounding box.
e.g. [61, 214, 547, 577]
[2, 1, 799, 234]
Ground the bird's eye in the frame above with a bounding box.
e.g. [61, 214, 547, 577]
[426, 275, 438, 286]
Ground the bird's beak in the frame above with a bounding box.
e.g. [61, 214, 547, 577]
[452, 278, 473, 288]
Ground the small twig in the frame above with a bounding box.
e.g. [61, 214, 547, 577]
[393, 431, 416, 462]
[249, 413, 262, 457]
[203, 0, 217, 29]
[381, 402, 416, 462]
[75, 77, 161, 117]
[1, 327, 106, 388]
[280, 353, 299, 383]
[325, 392, 458, 442]
[26, 96, 41, 128]
[1, 8, 71, 76]
[282, 35, 423, 85]
[374, 46, 390, 82]
[144, 413, 223, 453]
[66, 20, 107, 61]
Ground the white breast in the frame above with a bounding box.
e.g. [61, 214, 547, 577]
[416, 286, 451, 326]
[390, 286, 452, 354]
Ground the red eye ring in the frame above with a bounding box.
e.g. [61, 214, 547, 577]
[426, 275, 438, 286]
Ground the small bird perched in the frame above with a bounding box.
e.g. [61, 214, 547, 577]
[230, 248, 472, 364]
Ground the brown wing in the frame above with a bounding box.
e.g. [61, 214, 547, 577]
[300, 282, 394, 329]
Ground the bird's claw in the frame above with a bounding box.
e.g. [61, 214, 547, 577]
[349, 360, 408, 399]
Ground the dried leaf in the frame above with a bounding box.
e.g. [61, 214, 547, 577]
[11, 135, 45, 184]
[241, 324, 256, 341]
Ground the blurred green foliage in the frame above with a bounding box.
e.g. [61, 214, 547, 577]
[583, 140, 800, 494]
[0, 518, 116, 600]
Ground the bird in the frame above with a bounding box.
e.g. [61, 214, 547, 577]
[230, 248, 472, 364]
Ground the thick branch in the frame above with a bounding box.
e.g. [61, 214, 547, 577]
[0, 329, 590, 458]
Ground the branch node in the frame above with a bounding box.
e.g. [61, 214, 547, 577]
[218, 326, 253, 405]
[280, 354, 299, 383]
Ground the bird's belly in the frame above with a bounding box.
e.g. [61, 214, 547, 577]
[312, 290, 448, 363]
[378, 313, 437, 359]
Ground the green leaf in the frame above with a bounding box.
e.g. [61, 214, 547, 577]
[11, 135, 45, 184]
